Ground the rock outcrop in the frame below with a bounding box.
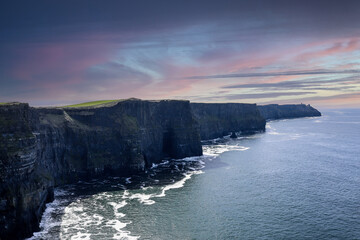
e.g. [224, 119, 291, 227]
[0, 99, 202, 239]
[191, 103, 266, 140]
[258, 104, 321, 120]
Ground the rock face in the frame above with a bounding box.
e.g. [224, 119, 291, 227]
[0, 103, 54, 240]
[33, 99, 202, 182]
[191, 103, 266, 140]
[258, 104, 321, 120]
[0, 99, 202, 239]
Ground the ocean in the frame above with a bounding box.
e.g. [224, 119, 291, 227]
[28, 109, 360, 240]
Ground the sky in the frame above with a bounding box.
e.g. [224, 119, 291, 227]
[1, 0, 360, 108]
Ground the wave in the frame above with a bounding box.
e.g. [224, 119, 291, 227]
[59, 191, 139, 240]
[123, 170, 204, 206]
[26, 190, 72, 240]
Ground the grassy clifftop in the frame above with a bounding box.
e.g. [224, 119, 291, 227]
[62, 100, 119, 108]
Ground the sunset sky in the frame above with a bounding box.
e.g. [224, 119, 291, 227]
[1, 0, 360, 108]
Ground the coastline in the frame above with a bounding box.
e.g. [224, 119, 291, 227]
[0, 99, 321, 239]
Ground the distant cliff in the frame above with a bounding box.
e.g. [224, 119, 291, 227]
[191, 103, 266, 140]
[0, 100, 321, 239]
[258, 104, 321, 120]
[0, 99, 202, 239]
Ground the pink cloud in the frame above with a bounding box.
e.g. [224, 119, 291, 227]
[3, 26, 360, 107]
[296, 38, 360, 62]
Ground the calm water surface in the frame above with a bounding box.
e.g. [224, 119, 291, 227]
[29, 109, 360, 240]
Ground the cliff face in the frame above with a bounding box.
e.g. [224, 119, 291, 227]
[0, 103, 54, 240]
[0, 99, 202, 239]
[191, 103, 266, 140]
[33, 99, 202, 182]
[258, 104, 321, 120]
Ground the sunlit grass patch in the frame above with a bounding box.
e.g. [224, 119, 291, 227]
[63, 100, 118, 108]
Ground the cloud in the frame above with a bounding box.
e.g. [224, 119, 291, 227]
[1, 1, 360, 107]
[187, 69, 360, 80]
[221, 75, 360, 90]
[193, 91, 315, 101]
[296, 39, 360, 62]
[86, 62, 152, 83]
[260, 91, 360, 108]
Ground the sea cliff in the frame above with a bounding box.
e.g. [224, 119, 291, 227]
[0, 99, 202, 239]
[258, 104, 321, 120]
[191, 103, 266, 139]
[0, 99, 321, 239]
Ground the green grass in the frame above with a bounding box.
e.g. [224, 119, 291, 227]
[0, 102, 7, 105]
[63, 100, 118, 108]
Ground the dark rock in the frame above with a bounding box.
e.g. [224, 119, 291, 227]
[0, 103, 53, 240]
[0, 99, 202, 239]
[258, 104, 321, 120]
[230, 132, 237, 138]
[191, 103, 266, 140]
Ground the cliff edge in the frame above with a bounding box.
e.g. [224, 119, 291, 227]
[258, 104, 321, 120]
[191, 103, 266, 140]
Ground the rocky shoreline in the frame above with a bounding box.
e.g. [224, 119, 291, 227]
[0, 99, 320, 239]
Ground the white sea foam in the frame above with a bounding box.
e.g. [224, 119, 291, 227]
[126, 192, 157, 205]
[124, 170, 204, 206]
[125, 177, 132, 184]
[107, 219, 128, 232]
[158, 171, 203, 197]
[151, 160, 170, 169]
[112, 224, 140, 240]
[55, 189, 70, 197]
[140, 186, 153, 190]
[26, 189, 71, 240]
[58, 191, 140, 240]
[266, 124, 283, 135]
[268, 131, 282, 135]
[105, 203, 139, 239]
[203, 144, 249, 157]
[108, 201, 127, 218]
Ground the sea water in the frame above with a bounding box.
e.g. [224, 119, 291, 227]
[28, 109, 360, 239]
